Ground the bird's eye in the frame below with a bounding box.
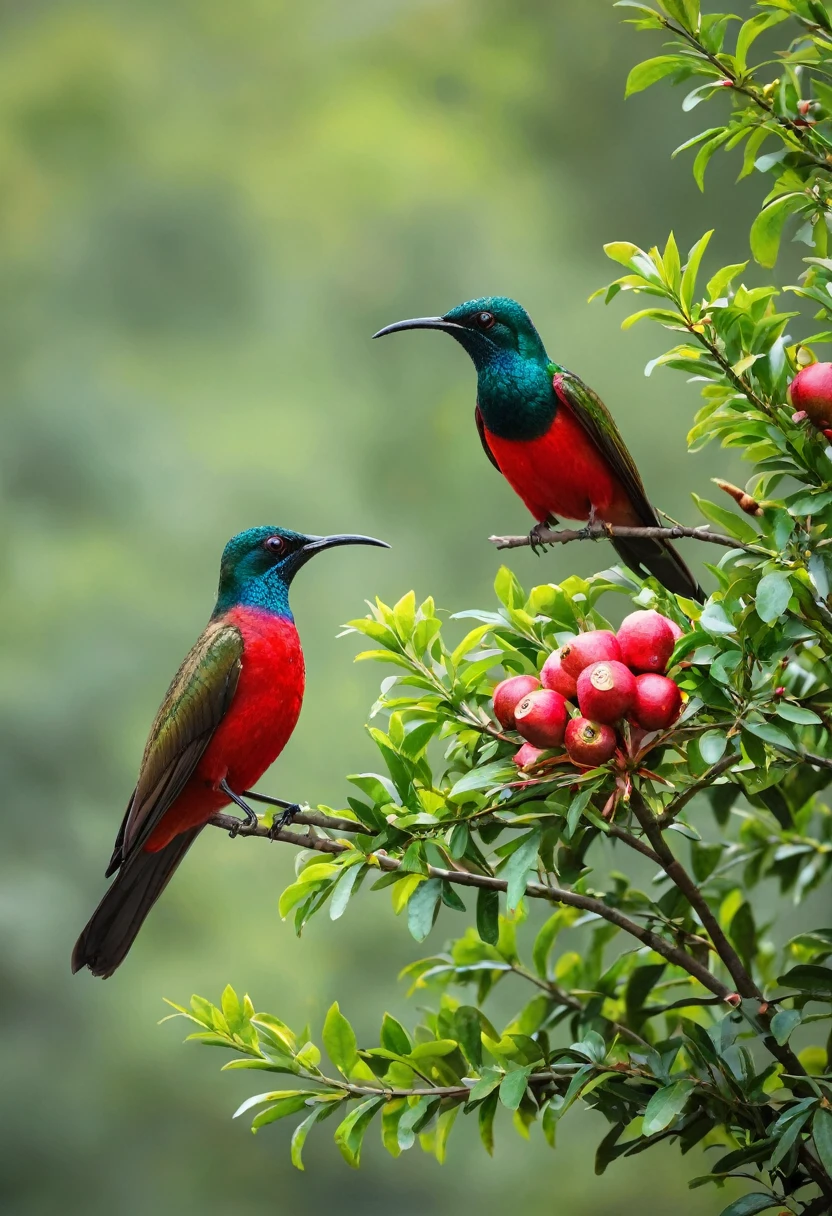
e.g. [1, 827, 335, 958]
[264, 536, 286, 556]
[476, 311, 495, 330]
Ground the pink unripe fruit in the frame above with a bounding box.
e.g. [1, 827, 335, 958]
[559, 629, 622, 678]
[576, 660, 637, 724]
[788, 362, 832, 430]
[514, 689, 568, 748]
[540, 649, 578, 699]
[513, 742, 547, 771]
[492, 675, 540, 728]
[616, 610, 676, 673]
[564, 717, 617, 767]
[666, 619, 684, 643]
[631, 673, 682, 731]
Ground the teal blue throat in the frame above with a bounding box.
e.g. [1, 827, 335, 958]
[475, 351, 558, 441]
[213, 568, 293, 621]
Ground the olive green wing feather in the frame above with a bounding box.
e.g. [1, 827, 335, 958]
[550, 368, 656, 525]
[475, 403, 502, 472]
[106, 620, 243, 875]
[551, 367, 703, 600]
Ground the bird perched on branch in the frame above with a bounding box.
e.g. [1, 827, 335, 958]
[374, 296, 701, 601]
[72, 525, 388, 978]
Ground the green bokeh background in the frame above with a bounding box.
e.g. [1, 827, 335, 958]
[0, 1, 768, 1212]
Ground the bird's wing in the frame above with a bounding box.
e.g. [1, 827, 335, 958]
[475, 403, 502, 471]
[109, 620, 244, 871]
[551, 369, 658, 526]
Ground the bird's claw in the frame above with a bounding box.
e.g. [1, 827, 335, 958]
[528, 522, 551, 555]
[268, 804, 302, 841]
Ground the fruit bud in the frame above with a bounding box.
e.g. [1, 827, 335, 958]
[616, 610, 676, 674]
[513, 742, 547, 771]
[775, 686, 786, 697]
[565, 717, 617, 766]
[559, 629, 622, 678]
[492, 674, 540, 728]
[514, 689, 568, 748]
[576, 660, 637, 724]
[712, 477, 763, 517]
[726, 993, 742, 1007]
[540, 648, 578, 699]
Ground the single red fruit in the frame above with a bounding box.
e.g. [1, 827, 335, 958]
[540, 648, 578, 699]
[788, 362, 832, 430]
[492, 674, 540, 728]
[559, 629, 622, 678]
[564, 717, 617, 766]
[617, 610, 676, 674]
[514, 688, 568, 748]
[631, 673, 682, 731]
[513, 742, 547, 771]
[576, 660, 637, 724]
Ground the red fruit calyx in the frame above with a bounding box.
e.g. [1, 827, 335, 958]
[576, 660, 637, 725]
[540, 648, 578, 699]
[514, 689, 568, 748]
[616, 610, 676, 674]
[492, 674, 540, 728]
[559, 630, 622, 678]
[564, 717, 617, 767]
[631, 673, 682, 731]
[513, 742, 547, 771]
[788, 362, 832, 430]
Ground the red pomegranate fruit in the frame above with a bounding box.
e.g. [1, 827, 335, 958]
[616, 610, 676, 674]
[513, 689, 568, 748]
[576, 660, 637, 724]
[492, 674, 540, 728]
[540, 649, 578, 699]
[631, 673, 683, 731]
[559, 630, 622, 678]
[564, 717, 617, 766]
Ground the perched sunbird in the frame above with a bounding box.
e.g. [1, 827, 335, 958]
[72, 525, 388, 978]
[374, 296, 701, 600]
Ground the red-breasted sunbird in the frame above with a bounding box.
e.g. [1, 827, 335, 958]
[374, 296, 701, 600]
[72, 525, 388, 978]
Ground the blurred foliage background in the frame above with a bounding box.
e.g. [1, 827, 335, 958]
[0, 0, 777, 1212]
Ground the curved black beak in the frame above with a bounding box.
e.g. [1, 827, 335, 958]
[302, 533, 390, 555]
[372, 316, 464, 339]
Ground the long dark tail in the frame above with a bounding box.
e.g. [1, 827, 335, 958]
[72, 828, 202, 978]
[611, 535, 703, 602]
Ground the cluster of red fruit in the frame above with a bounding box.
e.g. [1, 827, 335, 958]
[491, 610, 684, 770]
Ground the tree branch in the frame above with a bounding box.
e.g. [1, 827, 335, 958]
[209, 813, 733, 1001]
[488, 522, 767, 556]
[656, 752, 739, 828]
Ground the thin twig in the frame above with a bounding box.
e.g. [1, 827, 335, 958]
[656, 752, 739, 828]
[488, 523, 767, 556]
[209, 813, 732, 1001]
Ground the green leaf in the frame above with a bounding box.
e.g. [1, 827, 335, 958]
[476, 888, 500, 946]
[499, 1066, 534, 1111]
[323, 1003, 359, 1076]
[329, 862, 364, 921]
[290, 1103, 334, 1170]
[625, 56, 689, 98]
[334, 1096, 385, 1168]
[770, 1105, 813, 1169]
[770, 1007, 801, 1045]
[381, 1013, 413, 1056]
[717, 1197, 779, 1216]
[755, 571, 791, 624]
[735, 12, 788, 71]
[743, 720, 794, 751]
[778, 964, 832, 999]
[502, 828, 541, 912]
[750, 194, 807, 269]
[478, 1089, 499, 1155]
[407, 877, 441, 942]
[700, 730, 727, 765]
[455, 1006, 484, 1069]
[681, 230, 713, 313]
[700, 601, 736, 636]
[566, 786, 594, 837]
[381, 1099, 406, 1158]
[641, 1080, 696, 1136]
[813, 1106, 832, 1180]
[449, 762, 515, 799]
[775, 703, 821, 725]
[692, 493, 759, 543]
[250, 1092, 317, 1130]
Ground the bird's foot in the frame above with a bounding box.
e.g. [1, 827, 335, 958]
[576, 508, 612, 542]
[528, 522, 552, 555]
[221, 779, 260, 838]
[268, 804, 302, 841]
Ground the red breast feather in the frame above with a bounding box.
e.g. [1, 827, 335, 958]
[484, 403, 639, 525]
[144, 606, 304, 850]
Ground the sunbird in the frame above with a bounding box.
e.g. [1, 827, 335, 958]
[72, 525, 388, 978]
[374, 296, 701, 600]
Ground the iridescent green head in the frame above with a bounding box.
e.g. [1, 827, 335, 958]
[213, 526, 389, 619]
[373, 296, 556, 440]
